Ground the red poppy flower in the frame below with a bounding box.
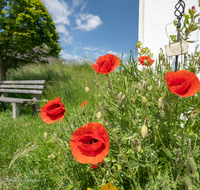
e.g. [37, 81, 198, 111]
[91, 160, 103, 169]
[138, 56, 154, 67]
[70, 122, 110, 164]
[92, 54, 120, 74]
[40, 96, 66, 124]
[165, 70, 200, 97]
[81, 100, 88, 108]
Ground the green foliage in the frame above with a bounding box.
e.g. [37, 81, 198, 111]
[169, 6, 200, 43]
[1, 51, 200, 189]
[0, 0, 61, 79]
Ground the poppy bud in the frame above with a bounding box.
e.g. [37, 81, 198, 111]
[141, 96, 148, 105]
[190, 113, 196, 119]
[117, 164, 122, 171]
[159, 110, 165, 119]
[97, 111, 102, 121]
[154, 124, 158, 130]
[141, 124, 148, 138]
[184, 176, 192, 187]
[157, 101, 162, 109]
[144, 60, 148, 65]
[159, 53, 163, 60]
[187, 157, 197, 172]
[189, 65, 196, 73]
[138, 145, 142, 152]
[44, 132, 48, 139]
[85, 87, 90, 94]
[148, 85, 153, 91]
[117, 77, 120, 82]
[135, 119, 140, 123]
[136, 41, 142, 47]
[104, 121, 108, 127]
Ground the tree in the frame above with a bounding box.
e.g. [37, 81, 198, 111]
[0, 0, 62, 80]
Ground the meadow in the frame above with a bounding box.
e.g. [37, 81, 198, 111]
[0, 51, 200, 190]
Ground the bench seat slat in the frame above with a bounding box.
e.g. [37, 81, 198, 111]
[0, 89, 43, 94]
[0, 85, 44, 89]
[0, 80, 45, 84]
[0, 97, 36, 103]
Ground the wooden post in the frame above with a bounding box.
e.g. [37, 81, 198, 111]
[12, 103, 20, 119]
[32, 94, 40, 114]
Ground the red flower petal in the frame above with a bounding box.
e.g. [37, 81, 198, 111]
[165, 70, 200, 97]
[40, 97, 66, 124]
[70, 122, 109, 164]
[138, 56, 154, 67]
[92, 54, 120, 74]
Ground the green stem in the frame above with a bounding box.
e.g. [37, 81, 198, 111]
[64, 116, 73, 134]
[106, 74, 113, 92]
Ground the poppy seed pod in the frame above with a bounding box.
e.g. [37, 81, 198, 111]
[44, 132, 48, 139]
[96, 111, 102, 121]
[85, 87, 90, 94]
[144, 59, 148, 65]
[104, 121, 108, 127]
[159, 53, 163, 60]
[159, 110, 166, 119]
[141, 96, 148, 105]
[190, 113, 196, 119]
[187, 157, 197, 172]
[184, 176, 192, 187]
[148, 85, 153, 91]
[141, 125, 148, 138]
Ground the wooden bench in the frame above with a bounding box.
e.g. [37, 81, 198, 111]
[0, 80, 45, 119]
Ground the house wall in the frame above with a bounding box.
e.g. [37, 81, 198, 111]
[138, 0, 200, 70]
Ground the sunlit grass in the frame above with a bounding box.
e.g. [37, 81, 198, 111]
[0, 60, 106, 189]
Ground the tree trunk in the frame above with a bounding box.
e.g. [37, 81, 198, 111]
[0, 53, 6, 80]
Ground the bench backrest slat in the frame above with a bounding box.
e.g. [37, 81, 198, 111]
[0, 80, 45, 84]
[0, 89, 43, 94]
[0, 80, 45, 95]
[0, 85, 44, 89]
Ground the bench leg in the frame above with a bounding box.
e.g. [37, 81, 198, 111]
[33, 95, 41, 115]
[12, 103, 20, 119]
[32, 103, 39, 114]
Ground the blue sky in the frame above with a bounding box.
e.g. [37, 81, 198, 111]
[41, 0, 139, 62]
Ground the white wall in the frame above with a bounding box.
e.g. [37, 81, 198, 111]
[138, 0, 200, 70]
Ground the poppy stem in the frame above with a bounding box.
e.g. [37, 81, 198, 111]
[106, 74, 113, 92]
[65, 116, 73, 133]
[92, 76, 110, 106]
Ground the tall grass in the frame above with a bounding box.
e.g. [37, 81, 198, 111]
[0, 60, 106, 189]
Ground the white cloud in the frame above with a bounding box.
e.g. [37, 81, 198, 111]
[83, 46, 98, 51]
[42, 0, 71, 25]
[60, 50, 79, 60]
[72, 0, 83, 8]
[63, 36, 73, 44]
[80, 2, 87, 12]
[75, 13, 102, 31]
[56, 24, 69, 36]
